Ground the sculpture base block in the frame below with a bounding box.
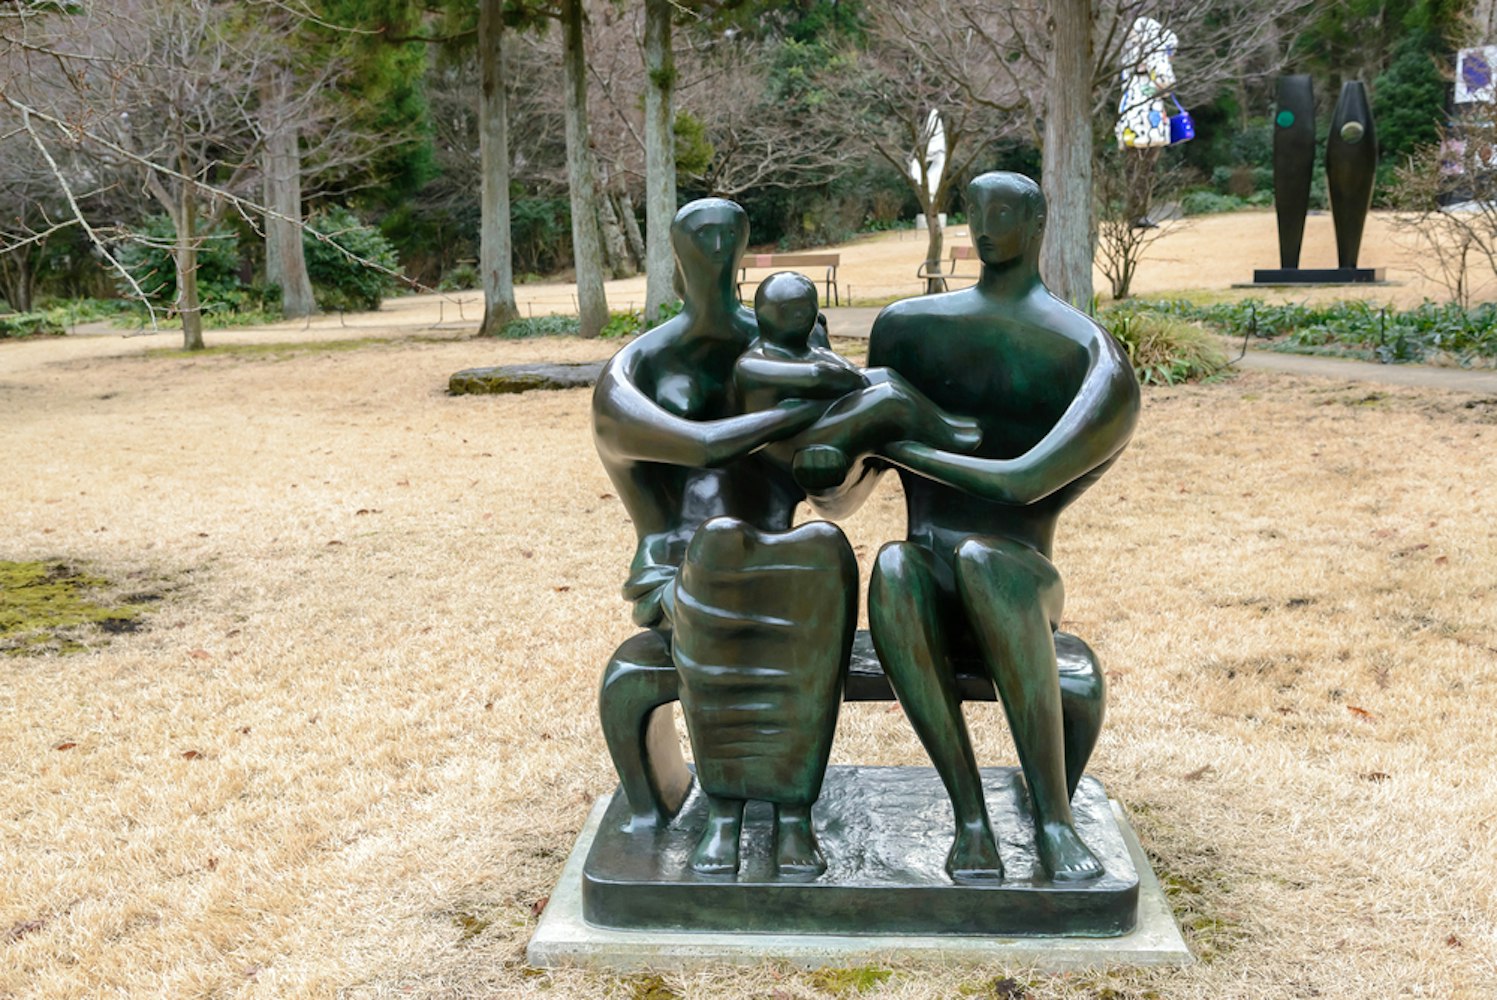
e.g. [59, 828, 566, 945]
[1250, 267, 1386, 284]
[528, 769, 1192, 971]
[578, 766, 1139, 938]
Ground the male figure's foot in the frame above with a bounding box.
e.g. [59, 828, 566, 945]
[946, 819, 1004, 881]
[792, 444, 851, 491]
[689, 797, 744, 875]
[1036, 820, 1104, 882]
[773, 805, 826, 877]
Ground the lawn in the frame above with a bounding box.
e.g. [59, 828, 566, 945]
[1, 330, 1494, 998]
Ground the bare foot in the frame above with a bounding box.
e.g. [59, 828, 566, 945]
[1036, 821, 1104, 882]
[689, 798, 744, 875]
[792, 444, 851, 492]
[774, 806, 826, 877]
[946, 820, 1004, 881]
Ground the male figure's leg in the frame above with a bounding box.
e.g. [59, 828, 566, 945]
[953, 536, 1104, 882]
[869, 541, 1002, 880]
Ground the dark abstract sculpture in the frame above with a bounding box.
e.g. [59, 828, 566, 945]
[1272, 74, 1316, 269]
[584, 176, 1144, 937]
[1256, 76, 1384, 284]
[1326, 81, 1379, 269]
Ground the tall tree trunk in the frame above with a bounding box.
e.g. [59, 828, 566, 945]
[618, 190, 646, 270]
[642, 0, 677, 324]
[561, 0, 609, 339]
[263, 76, 317, 319]
[478, 0, 520, 337]
[177, 180, 204, 351]
[598, 174, 635, 279]
[1041, 0, 1095, 308]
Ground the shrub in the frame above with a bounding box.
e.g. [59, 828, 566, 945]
[304, 207, 401, 312]
[114, 216, 243, 309]
[1180, 191, 1249, 216]
[437, 262, 479, 292]
[1102, 309, 1229, 385]
[492, 314, 580, 338]
[0, 312, 64, 338]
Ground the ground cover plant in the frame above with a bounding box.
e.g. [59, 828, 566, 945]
[1, 326, 1494, 998]
[1126, 298, 1497, 367]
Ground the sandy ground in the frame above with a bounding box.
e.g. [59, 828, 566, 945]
[2, 310, 1496, 998]
[489, 209, 1496, 316]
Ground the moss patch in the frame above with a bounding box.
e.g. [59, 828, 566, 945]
[0, 561, 153, 655]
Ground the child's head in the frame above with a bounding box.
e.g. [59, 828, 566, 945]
[754, 271, 819, 349]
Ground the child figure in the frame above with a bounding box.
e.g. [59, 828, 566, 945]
[736, 271, 981, 492]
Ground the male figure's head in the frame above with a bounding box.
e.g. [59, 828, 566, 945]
[966, 172, 1046, 271]
[671, 198, 749, 284]
[754, 271, 820, 351]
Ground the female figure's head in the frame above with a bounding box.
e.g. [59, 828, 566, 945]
[671, 199, 749, 302]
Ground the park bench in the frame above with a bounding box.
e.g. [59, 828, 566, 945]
[916, 244, 980, 293]
[737, 252, 841, 306]
[599, 628, 1103, 829]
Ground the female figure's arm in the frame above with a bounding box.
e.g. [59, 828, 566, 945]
[594, 355, 823, 470]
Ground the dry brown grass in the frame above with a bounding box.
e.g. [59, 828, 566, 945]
[2, 327, 1496, 999]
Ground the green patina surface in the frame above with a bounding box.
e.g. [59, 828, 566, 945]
[0, 560, 151, 655]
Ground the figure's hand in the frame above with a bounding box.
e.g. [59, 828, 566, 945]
[811, 362, 867, 397]
[881, 440, 1030, 506]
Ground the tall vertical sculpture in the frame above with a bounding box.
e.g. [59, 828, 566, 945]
[1255, 77, 1385, 284]
[1325, 81, 1379, 269]
[1271, 75, 1316, 269]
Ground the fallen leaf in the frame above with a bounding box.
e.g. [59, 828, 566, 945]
[1347, 705, 1375, 721]
[188, 648, 211, 660]
[1183, 764, 1214, 781]
[181, 749, 203, 760]
[206, 857, 219, 870]
[5, 918, 46, 942]
[1359, 771, 1391, 782]
[598, 493, 615, 500]
[355, 508, 382, 516]
[326, 540, 344, 547]
[520, 550, 534, 559]
[483, 702, 494, 711]
[1435, 555, 1449, 565]
[529, 896, 548, 918]
[237, 726, 251, 735]
[396, 479, 410, 487]
[1447, 934, 1464, 948]
[554, 585, 571, 592]
[196, 532, 209, 538]
[53, 742, 76, 751]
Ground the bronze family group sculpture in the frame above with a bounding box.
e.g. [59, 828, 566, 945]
[586, 171, 1143, 936]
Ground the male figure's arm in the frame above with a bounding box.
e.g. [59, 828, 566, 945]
[881, 324, 1140, 506]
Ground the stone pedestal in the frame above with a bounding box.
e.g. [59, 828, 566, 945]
[1251, 267, 1386, 285]
[528, 766, 1193, 971]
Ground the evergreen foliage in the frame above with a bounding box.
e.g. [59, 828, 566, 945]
[303, 207, 402, 311]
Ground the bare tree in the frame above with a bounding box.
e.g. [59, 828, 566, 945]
[642, 0, 676, 323]
[1392, 119, 1497, 309]
[477, 0, 520, 335]
[888, 0, 1313, 305]
[1094, 145, 1189, 300]
[816, 11, 1018, 282]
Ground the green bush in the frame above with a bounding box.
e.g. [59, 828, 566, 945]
[1102, 309, 1229, 385]
[492, 314, 580, 338]
[304, 207, 401, 312]
[0, 312, 64, 338]
[114, 216, 244, 309]
[437, 262, 479, 292]
[1180, 191, 1250, 216]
